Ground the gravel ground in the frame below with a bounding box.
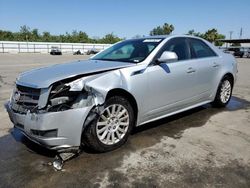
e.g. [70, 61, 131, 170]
[0, 54, 249, 188]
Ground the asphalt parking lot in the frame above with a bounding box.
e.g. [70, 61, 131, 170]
[0, 54, 250, 188]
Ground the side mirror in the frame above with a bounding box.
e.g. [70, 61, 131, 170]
[156, 51, 178, 64]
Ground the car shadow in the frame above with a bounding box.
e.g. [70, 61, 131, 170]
[10, 128, 57, 157]
[128, 96, 250, 148]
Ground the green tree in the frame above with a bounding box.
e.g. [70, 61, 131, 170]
[78, 31, 89, 43]
[58, 34, 66, 42]
[101, 33, 122, 44]
[150, 23, 174, 36]
[19, 25, 31, 41]
[203, 29, 218, 42]
[42, 31, 51, 42]
[0, 30, 14, 41]
[187, 29, 225, 46]
[203, 29, 225, 46]
[187, 29, 195, 35]
[162, 23, 174, 35]
[187, 29, 203, 37]
[30, 29, 39, 41]
[71, 30, 79, 43]
[214, 34, 225, 46]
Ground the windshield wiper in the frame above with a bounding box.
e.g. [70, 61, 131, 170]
[94, 58, 118, 62]
[93, 58, 135, 63]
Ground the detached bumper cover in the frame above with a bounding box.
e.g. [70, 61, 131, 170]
[5, 101, 92, 149]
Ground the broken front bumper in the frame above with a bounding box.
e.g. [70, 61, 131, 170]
[5, 101, 92, 150]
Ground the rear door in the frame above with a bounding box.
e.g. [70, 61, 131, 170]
[187, 38, 220, 100]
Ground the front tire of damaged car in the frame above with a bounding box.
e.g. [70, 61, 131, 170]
[82, 96, 134, 152]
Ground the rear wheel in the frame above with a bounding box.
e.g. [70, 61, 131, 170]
[82, 96, 134, 152]
[212, 76, 233, 107]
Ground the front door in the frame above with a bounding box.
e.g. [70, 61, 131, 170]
[142, 37, 197, 121]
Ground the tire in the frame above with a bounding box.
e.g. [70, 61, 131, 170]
[212, 76, 233, 107]
[82, 96, 134, 152]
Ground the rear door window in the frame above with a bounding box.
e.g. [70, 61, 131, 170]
[189, 38, 217, 58]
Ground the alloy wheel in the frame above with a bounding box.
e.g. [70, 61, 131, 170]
[96, 104, 129, 145]
[220, 80, 231, 103]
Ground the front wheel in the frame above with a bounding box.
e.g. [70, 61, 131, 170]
[82, 96, 134, 152]
[212, 76, 233, 107]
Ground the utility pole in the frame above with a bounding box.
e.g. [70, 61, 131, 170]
[239, 28, 243, 39]
[229, 31, 233, 39]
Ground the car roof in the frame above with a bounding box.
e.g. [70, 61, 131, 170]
[136, 34, 204, 41]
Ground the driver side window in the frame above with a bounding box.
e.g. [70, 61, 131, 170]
[157, 38, 191, 61]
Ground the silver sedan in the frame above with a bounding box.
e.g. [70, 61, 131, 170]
[5, 35, 237, 152]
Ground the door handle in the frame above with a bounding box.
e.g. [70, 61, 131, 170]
[186, 67, 196, 73]
[212, 62, 219, 68]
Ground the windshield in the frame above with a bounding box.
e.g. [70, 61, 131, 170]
[92, 38, 163, 63]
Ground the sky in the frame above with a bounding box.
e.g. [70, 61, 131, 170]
[0, 0, 250, 39]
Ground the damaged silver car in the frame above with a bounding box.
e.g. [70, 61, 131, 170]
[5, 35, 237, 152]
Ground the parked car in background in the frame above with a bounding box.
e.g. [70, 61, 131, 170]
[50, 46, 62, 55]
[5, 35, 237, 153]
[225, 47, 244, 58]
[73, 50, 84, 55]
[246, 48, 250, 58]
[86, 48, 99, 55]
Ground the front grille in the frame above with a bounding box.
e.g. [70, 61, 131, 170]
[11, 84, 41, 114]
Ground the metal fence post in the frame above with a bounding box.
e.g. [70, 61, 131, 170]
[2, 42, 4, 53]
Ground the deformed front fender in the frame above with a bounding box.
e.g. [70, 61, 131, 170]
[65, 70, 132, 134]
[84, 70, 129, 105]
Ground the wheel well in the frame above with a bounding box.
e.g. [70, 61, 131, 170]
[106, 89, 138, 126]
[223, 73, 234, 87]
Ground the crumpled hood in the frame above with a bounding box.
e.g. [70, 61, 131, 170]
[16, 60, 133, 88]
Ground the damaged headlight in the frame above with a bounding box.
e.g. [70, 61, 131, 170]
[47, 81, 94, 112]
[47, 83, 76, 111]
[50, 96, 70, 106]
